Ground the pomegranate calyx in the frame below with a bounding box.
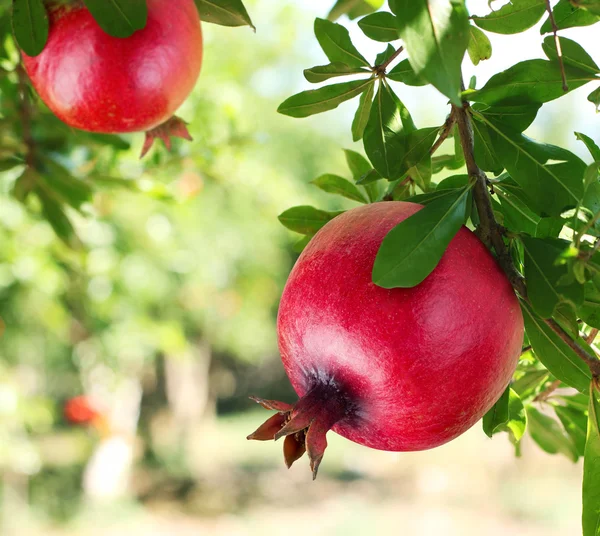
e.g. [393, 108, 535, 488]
[141, 116, 193, 158]
[247, 383, 350, 479]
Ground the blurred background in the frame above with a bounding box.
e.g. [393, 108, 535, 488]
[0, 0, 598, 534]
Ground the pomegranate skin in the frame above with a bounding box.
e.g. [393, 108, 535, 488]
[22, 0, 203, 133]
[277, 201, 524, 452]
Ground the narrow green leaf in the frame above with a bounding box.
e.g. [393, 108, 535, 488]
[314, 18, 370, 68]
[358, 11, 399, 42]
[505, 389, 527, 443]
[512, 368, 550, 399]
[540, 0, 600, 33]
[521, 301, 592, 393]
[386, 59, 427, 86]
[472, 118, 504, 174]
[555, 404, 588, 456]
[372, 186, 471, 288]
[583, 380, 600, 536]
[311, 174, 368, 203]
[477, 113, 585, 216]
[328, 0, 385, 21]
[580, 283, 600, 329]
[352, 83, 375, 142]
[304, 62, 370, 83]
[12, 0, 48, 56]
[483, 386, 510, 438]
[472, 0, 546, 34]
[522, 237, 584, 318]
[38, 158, 93, 212]
[375, 44, 396, 66]
[277, 78, 374, 118]
[575, 132, 600, 161]
[542, 36, 600, 75]
[408, 187, 463, 206]
[588, 86, 600, 110]
[466, 59, 597, 105]
[344, 149, 381, 202]
[82, 0, 147, 38]
[474, 103, 542, 132]
[363, 82, 416, 179]
[391, 0, 469, 105]
[0, 156, 24, 172]
[526, 405, 578, 461]
[496, 189, 540, 236]
[278, 206, 339, 235]
[36, 189, 78, 247]
[195, 0, 254, 29]
[467, 25, 492, 66]
[574, 0, 600, 16]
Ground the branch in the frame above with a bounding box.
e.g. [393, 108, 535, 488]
[533, 379, 561, 403]
[375, 46, 404, 75]
[453, 81, 600, 378]
[452, 101, 527, 297]
[544, 0, 569, 93]
[430, 108, 457, 156]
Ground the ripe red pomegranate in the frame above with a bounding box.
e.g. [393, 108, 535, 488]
[21, 0, 203, 156]
[64, 395, 100, 425]
[248, 201, 524, 478]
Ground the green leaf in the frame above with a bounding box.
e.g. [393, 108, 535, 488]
[476, 113, 585, 216]
[314, 18, 370, 68]
[344, 149, 381, 202]
[311, 174, 368, 203]
[82, 0, 147, 38]
[372, 186, 471, 288]
[526, 405, 578, 461]
[588, 86, 600, 110]
[521, 301, 592, 393]
[408, 187, 463, 206]
[391, 0, 469, 105]
[540, 0, 600, 33]
[483, 386, 510, 438]
[351, 83, 375, 142]
[36, 188, 79, 247]
[386, 59, 427, 86]
[555, 404, 588, 456]
[278, 206, 339, 235]
[0, 156, 24, 172]
[194, 0, 254, 29]
[472, 119, 503, 174]
[580, 283, 600, 329]
[542, 36, 600, 75]
[363, 82, 416, 179]
[12, 0, 49, 56]
[38, 158, 93, 212]
[575, 132, 600, 161]
[358, 12, 400, 42]
[583, 381, 600, 536]
[472, 0, 546, 34]
[466, 59, 597, 105]
[277, 78, 374, 118]
[474, 103, 542, 132]
[467, 25, 492, 66]
[574, 0, 600, 16]
[293, 235, 312, 254]
[504, 389, 527, 443]
[512, 368, 550, 399]
[496, 189, 540, 236]
[304, 63, 370, 83]
[522, 237, 584, 318]
[328, 0, 385, 21]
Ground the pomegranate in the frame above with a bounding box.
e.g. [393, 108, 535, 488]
[64, 395, 100, 425]
[248, 201, 523, 478]
[21, 0, 203, 156]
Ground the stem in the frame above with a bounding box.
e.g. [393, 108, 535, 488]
[533, 379, 561, 403]
[430, 109, 457, 156]
[586, 328, 599, 345]
[454, 78, 600, 378]
[545, 0, 569, 93]
[375, 46, 404, 74]
[452, 101, 527, 297]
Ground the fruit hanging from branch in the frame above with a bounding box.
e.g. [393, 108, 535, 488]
[248, 201, 524, 478]
[20, 0, 203, 157]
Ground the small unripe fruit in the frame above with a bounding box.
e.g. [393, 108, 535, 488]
[249, 202, 524, 478]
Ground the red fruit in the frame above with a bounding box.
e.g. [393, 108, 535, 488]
[248, 202, 524, 478]
[64, 395, 100, 425]
[21, 0, 203, 155]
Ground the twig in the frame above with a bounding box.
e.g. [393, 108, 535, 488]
[375, 46, 404, 75]
[520, 345, 532, 355]
[533, 379, 561, 402]
[545, 0, 569, 92]
[586, 328, 599, 345]
[452, 100, 527, 297]
[545, 319, 600, 375]
[430, 109, 457, 156]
